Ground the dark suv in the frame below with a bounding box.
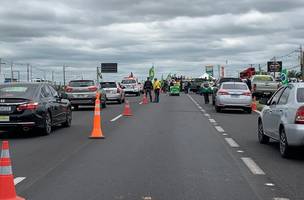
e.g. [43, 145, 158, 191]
[212, 77, 243, 105]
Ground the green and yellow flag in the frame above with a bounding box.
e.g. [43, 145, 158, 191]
[280, 69, 288, 85]
[149, 66, 155, 80]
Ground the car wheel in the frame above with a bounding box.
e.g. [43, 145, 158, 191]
[42, 112, 52, 135]
[63, 107, 72, 127]
[258, 119, 269, 144]
[246, 108, 252, 114]
[280, 128, 290, 158]
[117, 99, 122, 104]
[215, 105, 221, 113]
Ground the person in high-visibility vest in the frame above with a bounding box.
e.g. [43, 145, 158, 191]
[153, 78, 161, 103]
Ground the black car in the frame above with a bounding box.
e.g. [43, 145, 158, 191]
[0, 83, 72, 135]
[212, 77, 243, 105]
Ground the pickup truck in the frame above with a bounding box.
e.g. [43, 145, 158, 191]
[251, 75, 280, 98]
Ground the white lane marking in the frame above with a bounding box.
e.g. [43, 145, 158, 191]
[110, 114, 123, 122]
[225, 138, 240, 148]
[209, 119, 216, 123]
[139, 102, 143, 105]
[273, 198, 290, 200]
[215, 126, 225, 133]
[265, 183, 275, 187]
[204, 113, 210, 117]
[241, 157, 265, 175]
[198, 106, 202, 109]
[237, 150, 244, 153]
[14, 177, 26, 185]
[222, 133, 228, 136]
[200, 109, 206, 112]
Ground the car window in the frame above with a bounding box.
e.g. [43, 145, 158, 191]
[253, 76, 274, 82]
[100, 82, 117, 88]
[41, 85, 51, 98]
[297, 88, 304, 102]
[269, 87, 285, 105]
[121, 80, 136, 84]
[69, 80, 95, 87]
[277, 87, 291, 105]
[47, 85, 58, 97]
[0, 85, 37, 99]
[222, 84, 248, 90]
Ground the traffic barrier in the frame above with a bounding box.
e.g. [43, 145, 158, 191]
[251, 96, 257, 111]
[0, 141, 25, 200]
[123, 100, 133, 116]
[89, 92, 105, 139]
[142, 95, 148, 104]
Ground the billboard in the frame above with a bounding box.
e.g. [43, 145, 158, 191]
[101, 63, 118, 73]
[267, 61, 282, 72]
[205, 65, 214, 77]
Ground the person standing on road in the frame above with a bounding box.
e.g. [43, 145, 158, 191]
[153, 78, 161, 103]
[144, 77, 153, 102]
[246, 77, 252, 91]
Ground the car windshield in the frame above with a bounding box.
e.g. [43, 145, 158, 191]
[0, 84, 37, 99]
[69, 80, 95, 87]
[222, 83, 248, 90]
[253, 76, 274, 82]
[297, 88, 304, 102]
[100, 82, 117, 88]
[121, 80, 136, 84]
[219, 78, 242, 84]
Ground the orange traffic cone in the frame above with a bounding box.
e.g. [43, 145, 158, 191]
[89, 93, 105, 139]
[142, 95, 148, 105]
[123, 100, 133, 116]
[0, 141, 25, 200]
[251, 96, 257, 111]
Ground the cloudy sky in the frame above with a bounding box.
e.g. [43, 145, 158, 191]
[0, 0, 304, 81]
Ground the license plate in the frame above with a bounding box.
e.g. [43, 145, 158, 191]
[0, 116, 9, 122]
[0, 106, 11, 112]
[74, 94, 88, 98]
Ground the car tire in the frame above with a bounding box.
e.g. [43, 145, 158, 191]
[63, 107, 72, 127]
[215, 105, 221, 113]
[280, 127, 291, 158]
[117, 99, 122, 104]
[41, 112, 52, 135]
[246, 108, 252, 114]
[258, 119, 269, 144]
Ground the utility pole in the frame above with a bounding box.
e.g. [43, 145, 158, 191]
[26, 64, 29, 82]
[63, 65, 66, 86]
[0, 58, 6, 76]
[52, 71, 54, 83]
[30, 65, 32, 82]
[300, 45, 304, 80]
[97, 66, 99, 83]
[10, 61, 13, 82]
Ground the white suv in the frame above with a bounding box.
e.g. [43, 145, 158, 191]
[120, 78, 141, 96]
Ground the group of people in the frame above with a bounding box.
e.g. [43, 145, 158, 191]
[143, 77, 161, 103]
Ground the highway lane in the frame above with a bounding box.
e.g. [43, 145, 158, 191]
[191, 93, 304, 200]
[1, 93, 288, 199]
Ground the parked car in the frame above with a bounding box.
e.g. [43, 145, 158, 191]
[258, 83, 304, 158]
[251, 75, 280, 99]
[212, 77, 243, 105]
[0, 83, 72, 135]
[120, 77, 141, 96]
[215, 82, 252, 113]
[100, 82, 125, 104]
[65, 80, 106, 109]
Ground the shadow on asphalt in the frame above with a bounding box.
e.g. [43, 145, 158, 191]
[216, 109, 252, 115]
[265, 141, 304, 161]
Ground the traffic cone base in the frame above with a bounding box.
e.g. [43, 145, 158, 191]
[0, 141, 25, 200]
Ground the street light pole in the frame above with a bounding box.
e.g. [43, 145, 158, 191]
[10, 61, 13, 82]
[0, 58, 6, 76]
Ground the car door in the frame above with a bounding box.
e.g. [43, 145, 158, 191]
[262, 87, 285, 137]
[271, 86, 291, 140]
[43, 85, 60, 124]
[48, 85, 66, 123]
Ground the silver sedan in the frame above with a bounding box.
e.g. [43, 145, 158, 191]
[215, 82, 252, 113]
[258, 83, 304, 158]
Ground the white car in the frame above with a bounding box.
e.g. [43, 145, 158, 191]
[100, 82, 125, 104]
[120, 78, 141, 96]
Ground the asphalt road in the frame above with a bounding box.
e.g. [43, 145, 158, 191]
[1, 93, 302, 199]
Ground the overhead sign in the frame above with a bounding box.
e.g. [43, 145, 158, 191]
[101, 63, 118, 73]
[205, 65, 214, 77]
[267, 61, 282, 72]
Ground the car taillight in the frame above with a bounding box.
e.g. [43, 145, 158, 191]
[218, 90, 229, 95]
[253, 84, 257, 92]
[242, 91, 251, 96]
[65, 86, 73, 92]
[17, 102, 39, 111]
[88, 86, 97, 92]
[295, 106, 304, 124]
